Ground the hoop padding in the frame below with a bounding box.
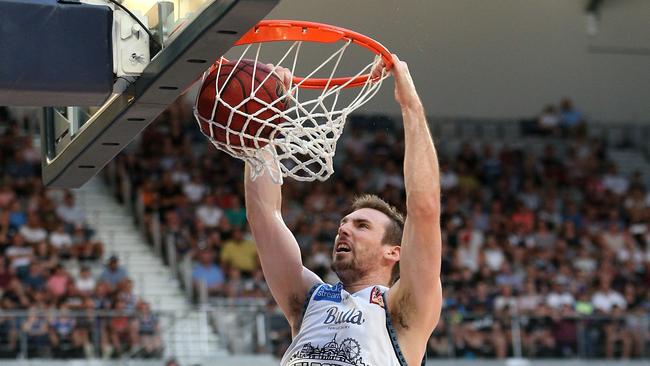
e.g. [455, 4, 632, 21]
[193, 37, 388, 184]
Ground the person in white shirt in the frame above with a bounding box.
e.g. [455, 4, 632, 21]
[546, 282, 575, 309]
[245, 56, 441, 366]
[75, 265, 97, 296]
[195, 195, 223, 228]
[19, 213, 47, 244]
[182, 174, 207, 204]
[591, 276, 627, 313]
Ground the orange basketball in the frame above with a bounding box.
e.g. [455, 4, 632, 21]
[196, 59, 289, 149]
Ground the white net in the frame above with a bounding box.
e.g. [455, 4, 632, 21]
[193, 39, 388, 184]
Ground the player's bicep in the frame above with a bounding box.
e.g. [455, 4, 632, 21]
[390, 215, 442, 330]
[249, 212, 322, 324]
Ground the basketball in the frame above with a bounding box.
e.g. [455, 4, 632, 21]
[196, 59, 289, 149]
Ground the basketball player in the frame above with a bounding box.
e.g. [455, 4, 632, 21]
[245, 54, 441, 366]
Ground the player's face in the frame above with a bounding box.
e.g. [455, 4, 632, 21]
[331, 208, 390, 283]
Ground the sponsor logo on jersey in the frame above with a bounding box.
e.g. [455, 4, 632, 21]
[314, 283, 343, 303]
[369, 287, 384, 309]
[324, 306, 365, 325]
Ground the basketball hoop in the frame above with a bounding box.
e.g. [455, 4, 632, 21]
[194, 20, 393, 184]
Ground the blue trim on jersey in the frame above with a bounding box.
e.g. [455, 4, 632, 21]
[301, 283, 322, 322]
[382, 291, 427, 366]
[382, 291, 409, 366]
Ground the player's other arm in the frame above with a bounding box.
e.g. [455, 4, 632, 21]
[388, 55, 442, 335]
[244, 163, 322, 328]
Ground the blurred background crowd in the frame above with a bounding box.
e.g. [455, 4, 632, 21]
[0, 108, 162, 359]
[113, 98, 650, 359]
[1, 96, 649, 360]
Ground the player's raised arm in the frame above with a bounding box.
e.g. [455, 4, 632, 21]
[244, 160, 322, 330]
[387, 55, 443, 337]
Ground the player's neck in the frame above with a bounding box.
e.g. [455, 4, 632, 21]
[341, 273, 390, 294]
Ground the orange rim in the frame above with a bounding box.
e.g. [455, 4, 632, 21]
[235, 20, 393, 89]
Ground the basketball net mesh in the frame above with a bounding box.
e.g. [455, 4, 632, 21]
[193, 40, 388, 184]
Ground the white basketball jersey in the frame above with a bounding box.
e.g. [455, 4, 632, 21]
[280, 282, 414, 366]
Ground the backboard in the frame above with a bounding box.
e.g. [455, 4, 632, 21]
[40, 0, 279, 188]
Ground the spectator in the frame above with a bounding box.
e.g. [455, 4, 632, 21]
[49, 224, 73, 259]
[5, 233, 33, 278]
[537, 105, 560, 135]
[55, 192, 87, 231]
[19, 213, 47, 244]
[75, 265, 96, 297]
[106, 299, 135, 358]
[22, 306, 50, 357]
[49, 303, 84, 358]
[99, 256, 128, 290]
[0, 307, 18, 358]
[546, 282, 575, 310]
[196, 195, 223, 228]
[592, 276, 627, 313]
[559, 98, 584, 135]
[191, 250, 225, 296]
[132, 302, 162, 358]
[481, 234, 504, 272]
[182, 173, 207, 204]
[220, 228, 258, 276]
[224, 197, 247, 228]
[601, 163, 629, 196]
[46, 265, 70, 300]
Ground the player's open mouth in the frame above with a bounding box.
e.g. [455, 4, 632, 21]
[335, 242, 351, 253]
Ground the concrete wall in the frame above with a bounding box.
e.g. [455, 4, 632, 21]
[264, 0, 650, 122]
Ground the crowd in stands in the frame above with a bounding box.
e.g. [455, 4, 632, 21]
[113, 99, 650, 360]
[0, 108, 162, 359]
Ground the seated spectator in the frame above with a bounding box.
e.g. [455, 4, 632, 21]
[22, 262, 46, 293]
[75, 265, 96, 297]
[116, 279, 138, 311]
[46, 265, 70, 300]
[592, 276, 627, 313]
[182, 174, 207, 205]
[22, 305, 51, 357]
[559, 98, 585, 136]
[8, 200, 27, 230]
[49, 303, 84, 358]
[0, 308, 17, 358]
[99, 256, 128, 290]
[224, 197, 247, 228]
[19, 213, 47, 244]
[105, 299, 135, 358]
[49, 224, 73, 259]
[601, 163, 629, 196]
[494, 285, 517, 312]
[604, 306, 633, 358]
[546, 282, 575, 309]
[537, 105, 560, 135]
[220, 228, 258, 276]
[132, 301, 162, 358]
[70, 226, 103, 261]
[192, 250, 225, 297]
[5, 233, 33, 278]
[55, 192, 87, 233]
[196, 195, 223, 228]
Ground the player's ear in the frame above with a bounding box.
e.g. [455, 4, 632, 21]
[384, 244, 400, 263]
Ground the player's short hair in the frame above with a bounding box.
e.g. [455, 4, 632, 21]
[350, 194, 404, 284]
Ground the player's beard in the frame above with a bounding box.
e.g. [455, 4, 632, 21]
[331, 253, 369, 284]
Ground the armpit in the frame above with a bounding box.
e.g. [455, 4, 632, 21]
[392, 291, 413, 330]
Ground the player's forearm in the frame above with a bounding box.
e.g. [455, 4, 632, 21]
[244, 163, 282, 221]
[402, 103, 440, 216]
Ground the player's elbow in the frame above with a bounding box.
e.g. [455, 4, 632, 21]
[406, 194, 439, 218]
